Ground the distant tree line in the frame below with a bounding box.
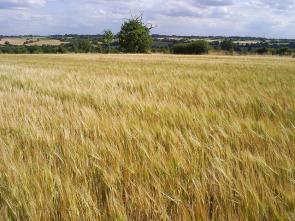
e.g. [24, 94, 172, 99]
[208, 39, 294, 55]
[1, 37, 294, 56]
[0, 42, 101, 54]
[0, 15, 153, 54]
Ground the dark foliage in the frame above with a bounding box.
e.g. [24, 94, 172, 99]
[256, 47, 269, 55]
[220, 39, 234, 51]
[173, 41, 210, 54]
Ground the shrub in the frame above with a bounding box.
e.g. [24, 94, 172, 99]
[276, 47, 291, 55]
[256, 47, 269, 55]
[220, 39, 234, 51]
[57, 46, 68, 54]
[71, 39, 92, 53]
[173, 40, 209, 54]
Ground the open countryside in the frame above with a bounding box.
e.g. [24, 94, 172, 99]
[1, 0, 295, 220]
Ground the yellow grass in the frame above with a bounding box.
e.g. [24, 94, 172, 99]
[0, 54, 294, 221]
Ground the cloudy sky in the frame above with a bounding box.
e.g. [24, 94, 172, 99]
[0, 0, 295, 38]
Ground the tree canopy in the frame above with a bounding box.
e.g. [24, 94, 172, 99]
[118, 15, 153, 53]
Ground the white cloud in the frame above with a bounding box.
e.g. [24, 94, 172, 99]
[0, 0, 295, 37]
[0, 0, 46, 9]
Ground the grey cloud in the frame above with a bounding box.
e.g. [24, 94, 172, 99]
[0, 0, 295, 37]
[249, 0, 295, 10]
[164, 8, 203, 17]
[197, 0, 233, 6]
[0, 0, 46, 9]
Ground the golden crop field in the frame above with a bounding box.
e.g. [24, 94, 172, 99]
[0, 38, 27, 46]
[26, 39, 64, 46]
[0, 54, 294, 221]
[0, 38, 64, 46]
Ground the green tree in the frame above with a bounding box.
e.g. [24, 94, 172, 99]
[118, 15, 153, 53]
[102, 29, 114, 53]
[220, 39, 234, 51]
